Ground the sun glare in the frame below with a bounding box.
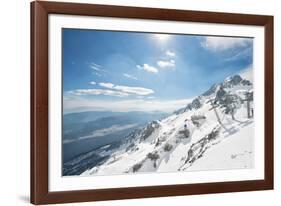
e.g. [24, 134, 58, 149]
[154, 34, 170, 42]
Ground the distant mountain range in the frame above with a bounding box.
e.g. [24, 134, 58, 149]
[63, 111, 168, 164]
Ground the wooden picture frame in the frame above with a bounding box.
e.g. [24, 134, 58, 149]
[31, 1, 274, 204]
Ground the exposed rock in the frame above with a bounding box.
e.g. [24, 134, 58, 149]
[141, 121, 160, 140]
[164, 143, 173, 152]
[223, 75, 242, 88]
[132, 163, 142, 172]
[177, 128, 190, 139]
[182, 126, 221, 168]
[241, 79, 252, 86]
[215, 86, 227, 104]
[147, 151, 160, 160]
[191, 98, 202, 109]
[191, 114, 206, 127]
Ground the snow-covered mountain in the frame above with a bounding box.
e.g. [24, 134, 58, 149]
[80, 74, 254, 176]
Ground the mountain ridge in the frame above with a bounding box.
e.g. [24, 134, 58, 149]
[78, 72, 254, 176]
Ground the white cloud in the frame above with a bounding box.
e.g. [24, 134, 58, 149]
[89, 81, 96, 85]
[123, 73, 138, 80]
[137, 64, 158, 73]
[224, 47, 252, 62]
[157, 59, 175, 68]
[69, 83, 154, 98]
[63, 96, 193, 114]
[90, 62, 108, 76]
[90, 63, 102, 71]
[166, 50, 176, 57]
[82, 124, 138, 138]
[68, 89, 129, 97]
[201, 37, 251, 51]
[99, 82, 154, 96]
[63, 124, 138, 144]
[114, 85, 154, 96]
[99, 82, 114, 89]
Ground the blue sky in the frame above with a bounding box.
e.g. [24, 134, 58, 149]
[63, 29, 253, 113]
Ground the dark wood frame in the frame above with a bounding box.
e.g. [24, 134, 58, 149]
[31, 0, 274, 204]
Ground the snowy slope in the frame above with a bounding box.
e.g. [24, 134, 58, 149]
[81, 73, 254, 176]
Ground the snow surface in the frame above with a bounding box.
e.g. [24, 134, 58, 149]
[81, 74, 254, 176]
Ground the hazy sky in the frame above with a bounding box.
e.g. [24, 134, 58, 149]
[62, 29, 253, 113]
